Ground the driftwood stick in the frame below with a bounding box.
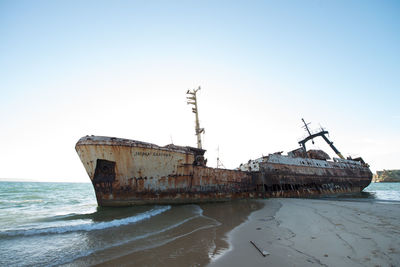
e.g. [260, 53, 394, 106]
[250, 240, 269, 257]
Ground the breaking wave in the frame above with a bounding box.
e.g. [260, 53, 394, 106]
[48, 205, 207, 266]
[1, 205, 171, 237]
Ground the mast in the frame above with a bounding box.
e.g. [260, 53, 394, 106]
[216, 146, 225, 169]
[301, 118, 314, 145]
[186, 86, 204, 149]
[299, 119, 345, 159]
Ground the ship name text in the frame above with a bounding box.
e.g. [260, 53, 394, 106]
[134, 151, 172, 157]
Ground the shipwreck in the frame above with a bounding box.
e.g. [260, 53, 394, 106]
[76, 87, 372, 206]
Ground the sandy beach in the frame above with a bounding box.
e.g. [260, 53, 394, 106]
[210, 198, 400, 267]
[89, 198, 400, 267]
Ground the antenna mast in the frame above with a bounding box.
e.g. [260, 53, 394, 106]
[186, 86, 204, 149]
[302, 118, 314, 144]
[299, 118, 345, 159]
[216, 146, 225, 169]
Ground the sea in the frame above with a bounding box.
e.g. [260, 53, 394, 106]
[0, 181, 399, 266]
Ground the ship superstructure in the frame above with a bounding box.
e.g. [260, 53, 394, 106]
[240, 119, 371, 196]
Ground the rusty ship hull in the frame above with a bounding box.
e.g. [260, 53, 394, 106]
[76, 136, 255, 206]
[250, 153, 372, 198]
[76, 136, 372, 207]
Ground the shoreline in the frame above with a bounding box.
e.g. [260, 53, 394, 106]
[80, 200, 263, 267]
[70, 197, 400, 266]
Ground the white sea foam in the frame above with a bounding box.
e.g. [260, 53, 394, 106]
[56, 205, 207, 266]
[1, 205, 171, 236]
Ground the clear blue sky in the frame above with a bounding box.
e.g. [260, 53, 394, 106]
[1, 0, 399, 182]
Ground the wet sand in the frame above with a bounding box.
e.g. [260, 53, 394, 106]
[91, 200, 263, 267]
[93, 198, 400, 266]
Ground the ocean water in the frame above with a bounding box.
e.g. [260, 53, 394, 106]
[363, 182, 400, 202]
[0, 182, 210, 266]
[0, 181, 399, 266]
[0, 181, 257, 266]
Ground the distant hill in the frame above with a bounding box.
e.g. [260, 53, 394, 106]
[373, 170, 400, 182]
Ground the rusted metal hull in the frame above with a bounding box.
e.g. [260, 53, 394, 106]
[75, 136, 255, 206]
[76, 136, 372, 207]
[253, 154, 372, 198]
[95, 165, 257, 206]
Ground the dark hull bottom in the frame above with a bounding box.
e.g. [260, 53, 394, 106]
[96, 182, 370, 206]
[99, 192, 257, 206]
[262, 183, 369, 198]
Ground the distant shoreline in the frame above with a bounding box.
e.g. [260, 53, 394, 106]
[373, 169, 400, 183]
